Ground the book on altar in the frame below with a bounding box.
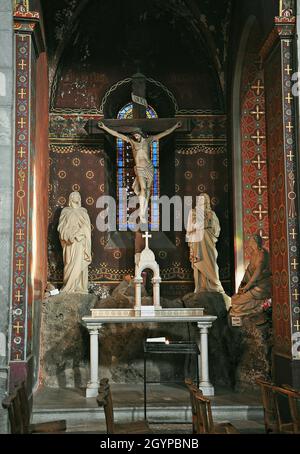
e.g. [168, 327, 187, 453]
[146, 337, 166, 343]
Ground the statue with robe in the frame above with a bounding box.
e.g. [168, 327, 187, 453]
[98, 121, 181, 224]
[230, 234, 271, 317]
[58, 191, 92, 294]
[186, 193, 230, 309]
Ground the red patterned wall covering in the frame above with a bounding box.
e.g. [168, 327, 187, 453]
[48, 137, 136, 283]
[241, 71, 269, 260]
[11, 10, 41, 362]
[262, 17, 299, 358]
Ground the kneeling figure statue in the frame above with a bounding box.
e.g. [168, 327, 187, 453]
[230, 234, 271, 317]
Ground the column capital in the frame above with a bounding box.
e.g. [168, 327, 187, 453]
[13, 9, 45, 57]
[197, 322, 213, 331]
[86, 323, 103, 334]
[260, 17, 296, 63]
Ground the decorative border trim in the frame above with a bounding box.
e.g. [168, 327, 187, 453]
[11, 32, 31, 361]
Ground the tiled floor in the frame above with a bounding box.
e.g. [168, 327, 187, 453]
[33, 384, 265, 434]
[34, 383, 262, 408]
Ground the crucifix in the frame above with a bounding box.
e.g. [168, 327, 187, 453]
[85, 73, 194, 250]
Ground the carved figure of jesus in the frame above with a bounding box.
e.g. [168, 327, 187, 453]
[98, 121, 181, 224]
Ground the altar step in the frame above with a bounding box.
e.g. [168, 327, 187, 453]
[32, 384, 264, 432]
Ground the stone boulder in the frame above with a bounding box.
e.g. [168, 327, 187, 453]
[40, 293, 97, 388]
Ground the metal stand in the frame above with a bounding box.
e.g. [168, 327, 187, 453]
[143, 341, 200, 420]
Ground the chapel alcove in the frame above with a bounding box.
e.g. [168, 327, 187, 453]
[40, 0, 235, 389]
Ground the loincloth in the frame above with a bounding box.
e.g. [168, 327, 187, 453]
[132, 162, 154, 195]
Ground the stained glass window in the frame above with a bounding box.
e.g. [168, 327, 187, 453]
[117, 103, 159, 230]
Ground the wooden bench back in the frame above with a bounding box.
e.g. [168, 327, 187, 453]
[194, 394, 214, 434]
[2, 390, 24, 434]
[255, 378, 279, 433]
[97, 379, 115, 434]
[185, 378, 202, 434]
[273, 385, 300, 433]
[2, 384, 27, 434]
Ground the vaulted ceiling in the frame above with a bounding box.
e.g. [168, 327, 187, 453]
[39, 0, 232, 111]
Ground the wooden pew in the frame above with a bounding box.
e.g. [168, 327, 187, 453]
[97, 378, 152, 434]
[2, 381, 66, 434]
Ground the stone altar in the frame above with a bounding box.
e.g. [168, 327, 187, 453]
[82, 311, 216, 398]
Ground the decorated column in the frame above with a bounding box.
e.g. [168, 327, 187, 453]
[260, 4, 300, 386]
[10, 1, 44, 386]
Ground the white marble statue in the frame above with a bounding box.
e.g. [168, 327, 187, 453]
[186, 193, 231, 310]
[58, 191, 92, 294]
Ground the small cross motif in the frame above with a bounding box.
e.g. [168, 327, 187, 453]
[286, 122, 294, 133]
[16, 259, 24, 272]
[250, 105, 265, 121]
[285, 93, 293, 104]
[13, 322, 23, 335]
[294, 320, 300, 331]
[15, 290, 23, 302]
[251, 130, 265, 145]
[252, 155, 266, 170]
[253, 204, 268, 220]
[18, 118, 26, 128]
[291, 258, 299, 270]
[293, 289, 300, 301]
[252, 179, 267, 195]
[16, 229, 24, 240]
[251, 80, 264, 95]
[287, 151, 294, 162]
[259, 229, 269, 240]
[142, 231, 152, 249]
[18, 88, 26, 100]
[18, 147, 25, 158]
[284, 65, 292, 75]
[290, 229, 298, 240]
[19, 59, 27, 70]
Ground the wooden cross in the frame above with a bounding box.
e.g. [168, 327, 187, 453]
[286, 122, 294, 133]
[250, 105, 265, 121]
[13, 322, 23, 335]
[15, 290, 23, 302]
[251, 80, 264, 95]
[290, 228, 297, 240]
[251, 130, 265, 145]
[142, 231, 152, 249]
[253, 179, 267, 195]
[85, 73, 193, 136]
[252, 155, 266, 170]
